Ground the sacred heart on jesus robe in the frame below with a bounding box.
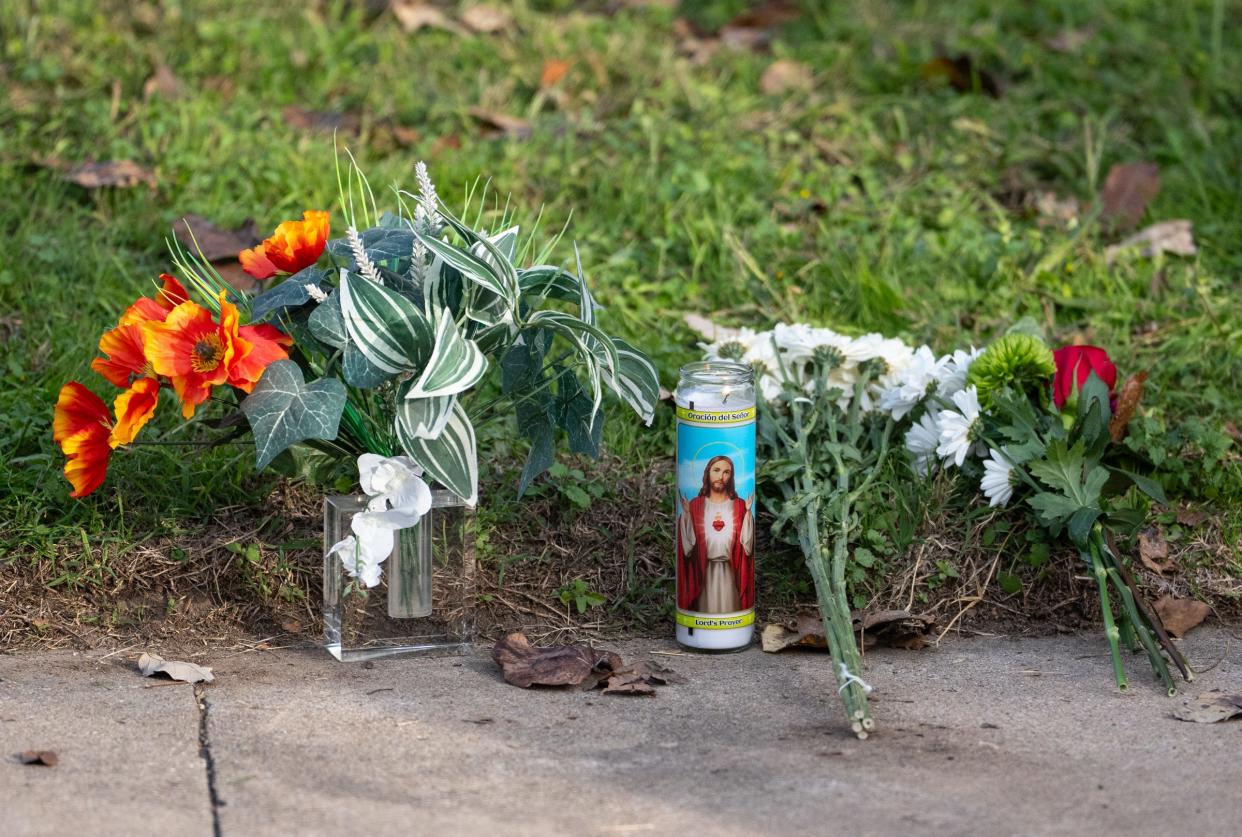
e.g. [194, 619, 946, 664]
[712, 517, 725, 531]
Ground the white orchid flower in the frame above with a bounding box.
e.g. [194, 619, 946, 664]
[328, 454, 433, 588]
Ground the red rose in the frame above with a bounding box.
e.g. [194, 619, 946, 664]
[1052, 345, 1117, 408]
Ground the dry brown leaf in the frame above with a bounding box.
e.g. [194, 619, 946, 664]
[760, 59, 813, 94]
[682, 313, 741, 343]
[469, 107, 532, 138]
[1100, 161, 1160, 230]
[491, 632, 621, 688]
[1108, 371, 1147, 442]
[761, 613, 827, 652]
[1176, 507, 1209, 527]
[1137, 527, 1172, 574]
[1104, 219, 1196, 262]
[460, 4, 512, 33]
[1044, 27, 1095, 53]
[719, 0, 800, 51]
[18, 750, 58, 767]
[1154, 596, 1211, 638]
[540, 59, 573, 89]
[390, 0, 464, 34]
[1173, 690, 1242, 724]
[173, 214, 261, 263]
[62, 160, 156, 190]
[920, 55, 1002, 97]
[137, 652, 215, 684]
[282, 106, 361, 135]
[1031, 191, 1081, 225]
[143, 64, 183, 100]
[616, 659, 688, 686]
[601, 672, 656, 696]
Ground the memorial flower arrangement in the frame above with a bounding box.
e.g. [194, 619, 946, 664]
[701, 324, 1180, 735]
[54, 161, 659, 590]
[908, 337, 1190, 693]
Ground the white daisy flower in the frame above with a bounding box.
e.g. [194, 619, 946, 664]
[936, 385, 984, 467]
[703, 326, 764, 363]
[879, 345, 939, 419]
[935, 347, 981, 397]
[980, 448, 1016, 507]
[905, 411, 941, 475]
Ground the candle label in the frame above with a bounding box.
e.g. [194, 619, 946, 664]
[675, 406, 757, 628]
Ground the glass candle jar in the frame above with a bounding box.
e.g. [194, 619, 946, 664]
[674, 361, 757, 652]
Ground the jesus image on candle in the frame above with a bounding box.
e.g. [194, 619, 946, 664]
[677, 455, 756, 614]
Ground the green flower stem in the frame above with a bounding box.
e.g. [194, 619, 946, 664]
[1105, 565, 1176, 694]
[1087, 538, 1128, 692]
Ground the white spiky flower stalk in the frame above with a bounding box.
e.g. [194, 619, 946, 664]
[414, 161, 441, 233]
[347, 226, 383, 284]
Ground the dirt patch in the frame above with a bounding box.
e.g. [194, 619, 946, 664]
[2, 457, 1239, 652]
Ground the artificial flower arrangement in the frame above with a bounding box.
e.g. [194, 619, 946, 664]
[54, 161, 660, 591]
[700, 324, 1180, 736]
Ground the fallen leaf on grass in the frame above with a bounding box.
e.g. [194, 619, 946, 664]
[920, 55, 1002, 98]
[1137, 527, 1172, 574]
[59, 159, 157, 190]
[1173, 690, 1242, 724]
[138, 652, 215, 684]
[1176, 507, 1209, 528]
[1100, 161, 1160, 230]
[460, 4, 511, 33]
[1104, 219, 1196, 262]
[1154, 596, 1210, 638]
[390, 0, 466, 35]
[1044, 27, 1095, 53]
[1108, 372, 1147, 442]
[282, 106, 361, 135]
[760, 59, 813, 94]
[1030, 191, 1081, 226]
[762, 613, 828, 652]
[469, 107, 532, 139]
[18, 750, 58, 767]
[540, 59, 573, 89]
[492, 632, 621, 688]
[719, 0, 801, 51]
[173, 214, 261, 263]
[683, 313, 740, 343]
[143, 64, 183, 100]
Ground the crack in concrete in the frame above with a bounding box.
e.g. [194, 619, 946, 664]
[194, 684, 225, 837]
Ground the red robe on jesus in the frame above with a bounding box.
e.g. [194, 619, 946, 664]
[677, 495, 755, 611]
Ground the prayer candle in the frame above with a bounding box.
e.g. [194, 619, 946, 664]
[674, 361, 757, 652]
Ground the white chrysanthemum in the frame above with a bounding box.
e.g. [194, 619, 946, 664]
[878, 345, 939, 419]
[980, 448, 1016, 507]
[936, 385, 984, 467]
[905, 411, 941, 475]
[936, 347, 981, 397]
[742, 337, 784, 401]
[702, 326, 765, 363]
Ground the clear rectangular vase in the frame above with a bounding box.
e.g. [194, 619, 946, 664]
[323, 490, 475, 662]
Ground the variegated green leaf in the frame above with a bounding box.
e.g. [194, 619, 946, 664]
[395, 393, 456, 440]
[404, 308, 489, 399]
[339, 273, 433, 375]
[240, 361, 347, 470]
[396, 399, 478, 505]
[601, 337, 660, 425]
[415, 231, 510, 300]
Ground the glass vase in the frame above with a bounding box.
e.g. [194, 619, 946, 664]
[323, 490, 475, 662]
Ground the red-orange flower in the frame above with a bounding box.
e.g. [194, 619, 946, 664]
[92, 274, 191, 387]
[143, 291, 290, 416]
[240, 210, 329, 279]
[53, 379, 159, 498]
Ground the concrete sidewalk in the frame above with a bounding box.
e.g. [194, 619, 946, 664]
[2, 630, 1239, 836]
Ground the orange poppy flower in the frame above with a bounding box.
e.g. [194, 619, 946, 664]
[92, 274, 191, 387]
[53, 379, 160, 498]
[240, 210, 329, 279]
[143, 292, 239, 418]
[143, 291, 291, 416]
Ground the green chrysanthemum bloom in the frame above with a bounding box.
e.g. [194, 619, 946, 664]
[967, 334, 1056, 405]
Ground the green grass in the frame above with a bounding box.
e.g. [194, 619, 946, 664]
[2, 0, 1240, 612]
